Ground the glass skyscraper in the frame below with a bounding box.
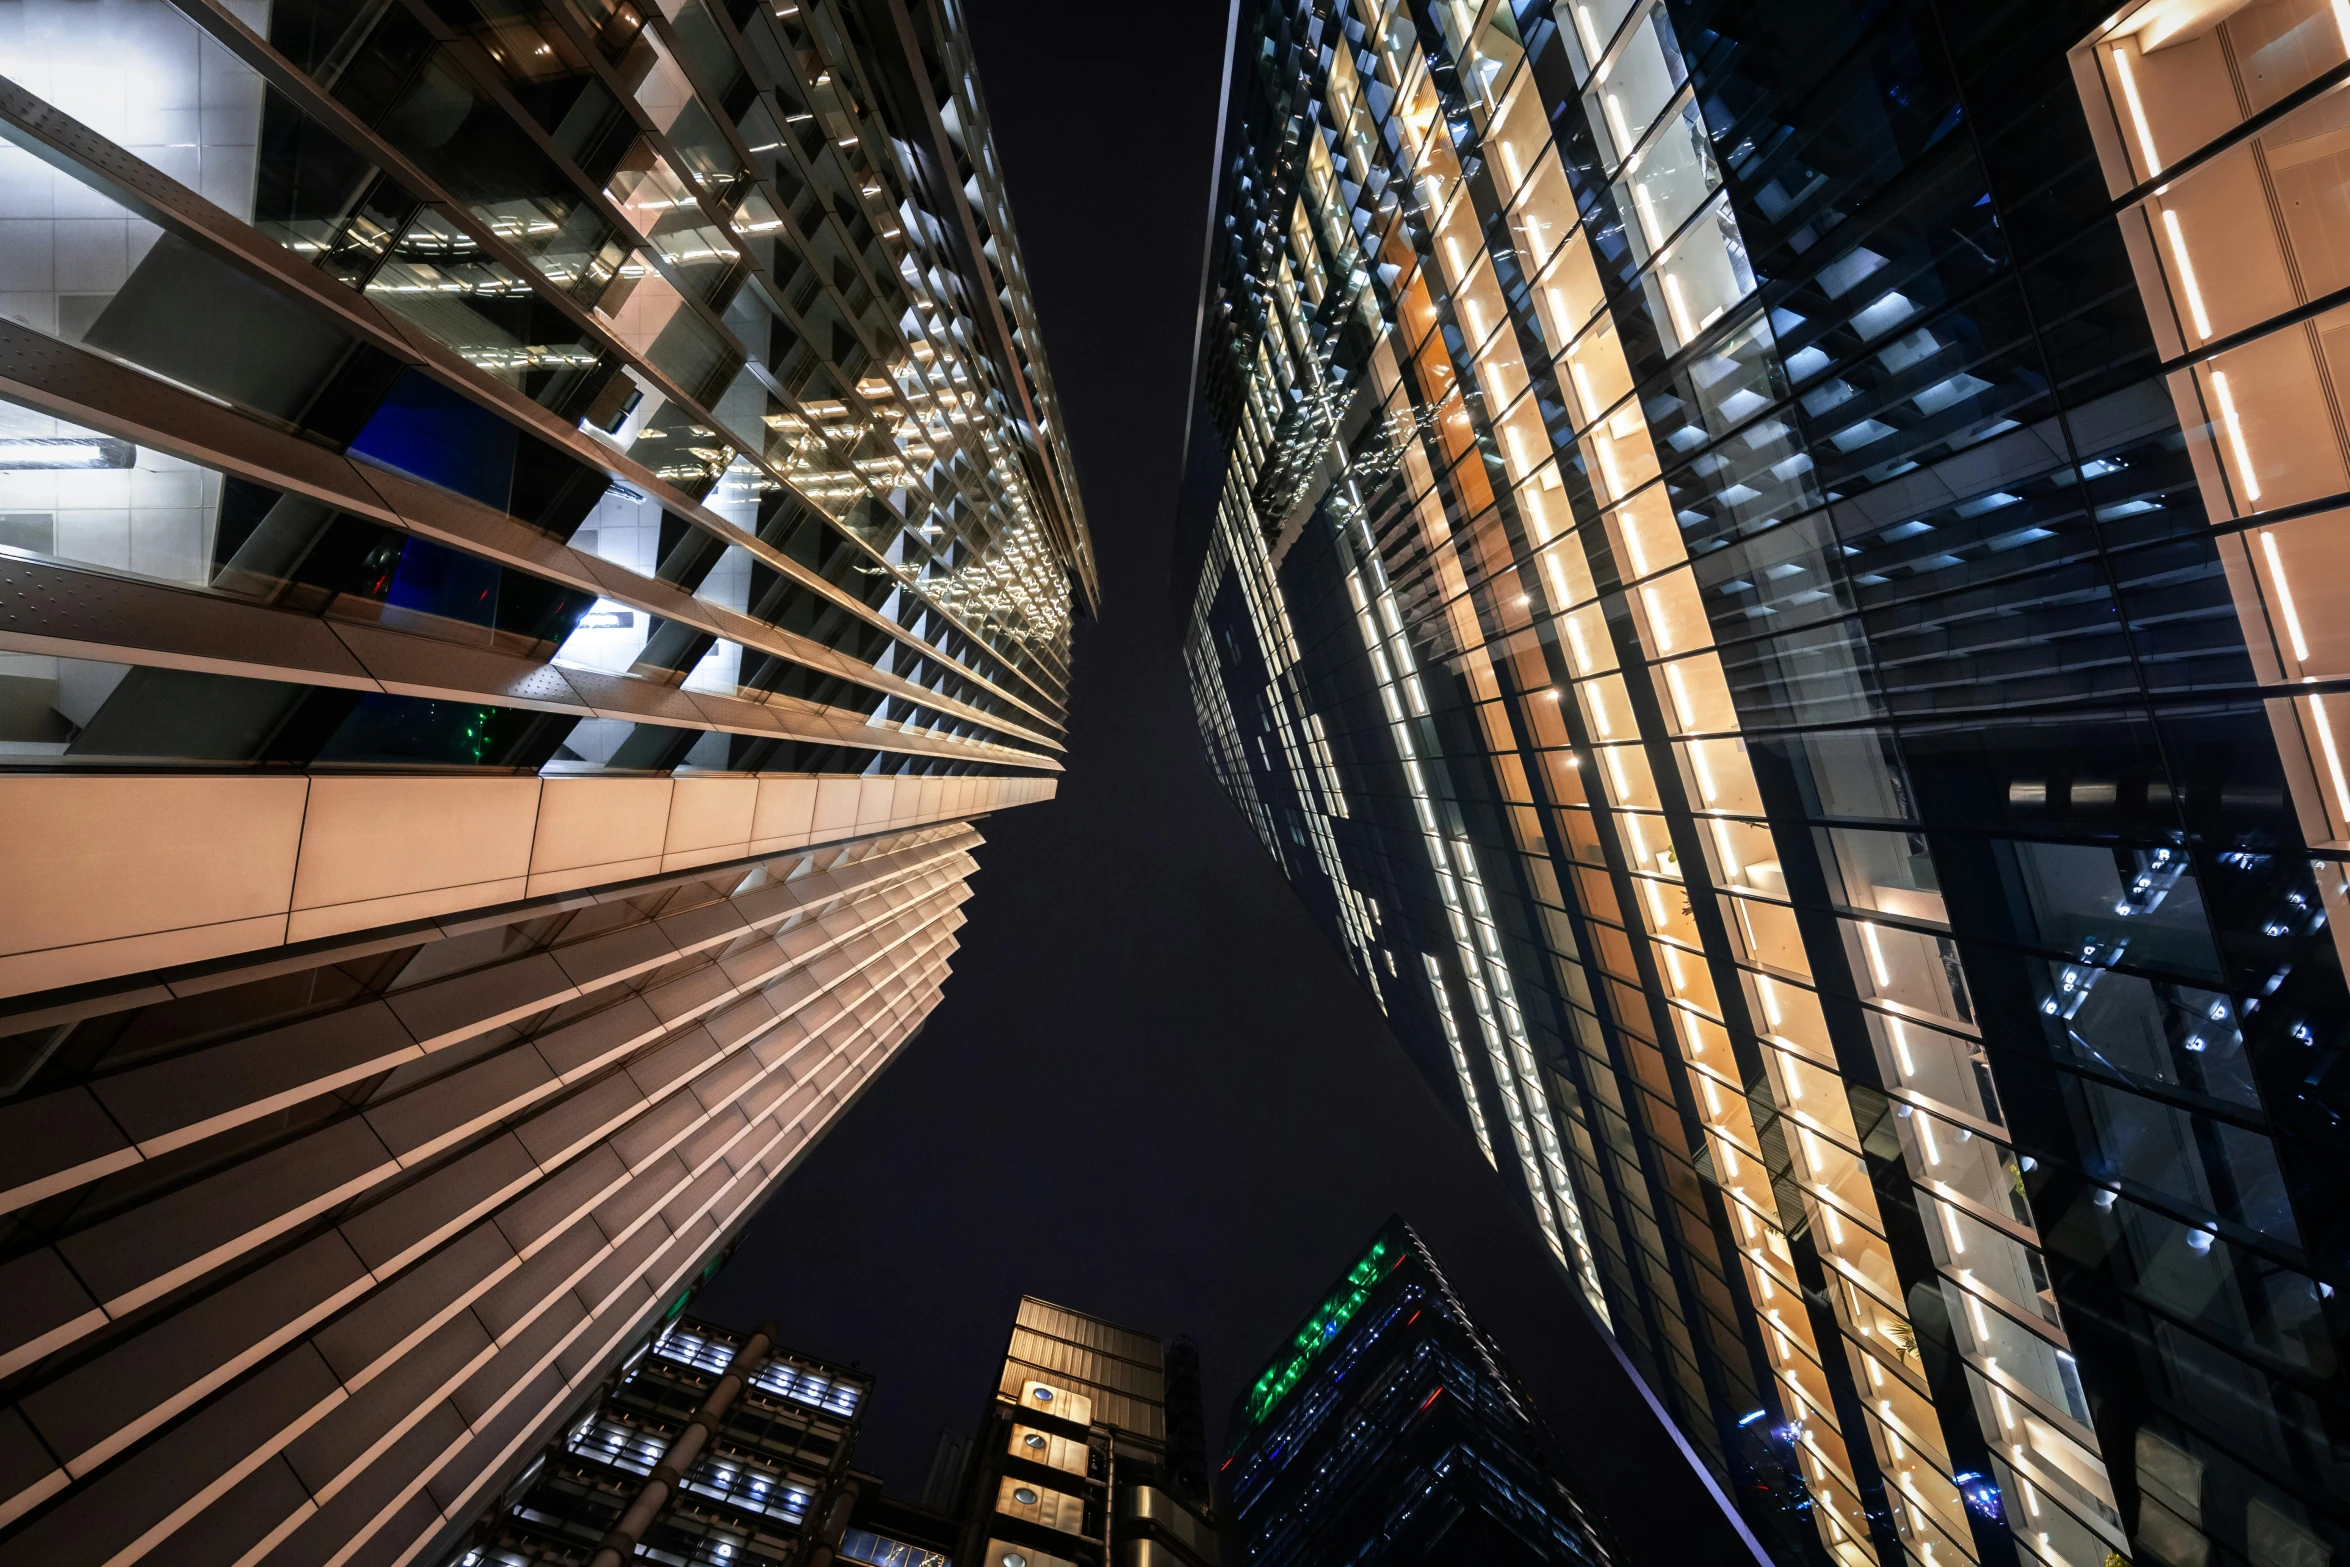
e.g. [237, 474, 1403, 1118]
[0, 0, 1081, 1559]
[1178, 2, 2349, 1566]
[1220, 1217, 1614, 1566]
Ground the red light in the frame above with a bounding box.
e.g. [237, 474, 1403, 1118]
[1416, 1386, 1444, 1414]
[1406, 1309, 1421, 1327]
[1220, 1457, 1234, 1471]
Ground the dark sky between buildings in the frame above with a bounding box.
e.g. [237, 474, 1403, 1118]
[692, 3, 1757, 1560]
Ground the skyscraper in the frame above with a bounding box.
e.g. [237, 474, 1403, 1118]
[949, 1296, 1220, 1567]
[1179, 2, 2347, 1566]
[1220, 1217, 1613, 1567]
[444, 1315, 870, 1567]
[0, 0, 1084, 1559]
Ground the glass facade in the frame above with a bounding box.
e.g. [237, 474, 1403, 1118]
[1219, 1217, 1615, 1566]
[0, 0, 1078, 791]
[0, 0, 1084, 1559]
[1179, 3, 2350, 1566]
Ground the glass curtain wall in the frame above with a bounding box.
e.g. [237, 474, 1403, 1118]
[1181, 2, 2350, 1566]
[0, 0, 1081, 776]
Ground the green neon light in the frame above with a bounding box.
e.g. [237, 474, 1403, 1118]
[1242, 1239, 1390, 1428]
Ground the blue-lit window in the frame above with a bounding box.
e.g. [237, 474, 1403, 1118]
[568, 1417, 665, 1476]
[681, 1457, 815, 1524]
[346, 368, 520, 512]
[750, 1359, 863, 1415]
[654, 1326, 736, 1374]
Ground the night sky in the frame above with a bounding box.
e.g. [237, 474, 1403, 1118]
[692, 3, 1758, 1560]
